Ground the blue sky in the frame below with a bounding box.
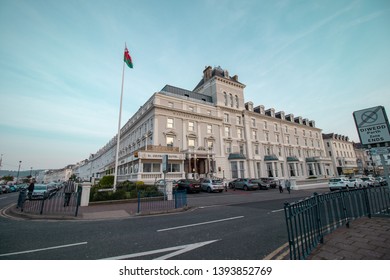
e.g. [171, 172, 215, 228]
[0, 0, 389, 170]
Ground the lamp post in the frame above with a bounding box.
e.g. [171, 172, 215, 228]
[0, 154, 3, 172]
[16, 161, 22, 183]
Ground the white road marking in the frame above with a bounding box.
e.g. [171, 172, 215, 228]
[271, 208, 284, 213]
[157, 216, 245, 232]
[0, 242, 88, 257]
[100, 240, 220, 260]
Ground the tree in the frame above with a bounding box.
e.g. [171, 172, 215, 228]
[1, 175, 14, 182]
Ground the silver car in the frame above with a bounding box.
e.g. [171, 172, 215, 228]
[201, 179, 224, 193]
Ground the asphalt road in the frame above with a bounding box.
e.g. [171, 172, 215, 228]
[0, 186, 328, 260]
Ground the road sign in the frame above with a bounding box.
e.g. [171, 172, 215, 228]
[370, 147, 390, 156]
[353, 106, 390, 146]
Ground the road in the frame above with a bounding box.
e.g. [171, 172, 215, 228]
[0, 185, 328, 260]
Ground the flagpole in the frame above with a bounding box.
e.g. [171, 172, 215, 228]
[113, 54, 126, 191]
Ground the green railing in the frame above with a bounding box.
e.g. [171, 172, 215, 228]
[18, 187, 82, 217]
[284, 186, 390, 260]
[137, 190, 187, 214]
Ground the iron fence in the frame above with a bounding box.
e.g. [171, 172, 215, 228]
[18, 188, 82, 217]
[137, 190, 187, 214]
[284, 186, 390, 260]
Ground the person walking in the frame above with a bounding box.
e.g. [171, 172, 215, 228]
[279, 180, 284, 193]
[286, 179, 291, 194]
[27, 179, 35, 200]
[64, 180, 75, 207]
[279, 184, 284, 193]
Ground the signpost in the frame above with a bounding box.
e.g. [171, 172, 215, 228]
[353, 106, 390, 188]
[353, 106, 390, 147]
[162, 155, 173, 200]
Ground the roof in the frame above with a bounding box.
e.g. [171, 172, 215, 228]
[193, 66, 245, 91]
[160, 85, 213, 103]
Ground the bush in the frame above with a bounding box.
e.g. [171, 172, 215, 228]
[89, 180, 160, 202]
[99, 175, 114, 188]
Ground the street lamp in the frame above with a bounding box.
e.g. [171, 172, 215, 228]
[16, 161, 22, 183]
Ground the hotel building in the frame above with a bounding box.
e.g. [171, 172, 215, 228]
[77, 66, 334, 183]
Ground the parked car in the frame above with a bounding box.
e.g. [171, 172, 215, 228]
[361, 177, 380, 187]
[328, 178, 352, 191]
[154, 179, 178, 193]
[201, 178, 224, 193]
[46, 183, 59, 194]
[8, 185, 18, 192]
[176, 179, 201, 193]
[259, 177, 279, 188]
[347, 178, 363, 188]
[249, 178, 270, 190]
[229, 178, 260, 191]
[375, 177, 387, 186]
[31, 184, 55, 199]
[1, 185, 10, 194]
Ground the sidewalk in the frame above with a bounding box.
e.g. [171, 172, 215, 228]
[307, 216, 390, 260]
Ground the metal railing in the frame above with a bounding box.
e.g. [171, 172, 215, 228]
[18, 188, 82, 217]
[137, 190, 187, 214]
[284, 186, 390, 260]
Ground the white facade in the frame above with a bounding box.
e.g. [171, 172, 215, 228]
[44, 165, 74, 183]
[323, 133, 358, 176]
[79, 66, 335, 184]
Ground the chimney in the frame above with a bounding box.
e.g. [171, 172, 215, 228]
[203, 66, 212, 82]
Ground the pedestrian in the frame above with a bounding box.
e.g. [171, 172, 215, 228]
[279, 182, 283, 193]
[17, 187, 27, 210]
[286, 179, 291, 194]
[64, 180, 75, 207]
[27, 179, 35, 200]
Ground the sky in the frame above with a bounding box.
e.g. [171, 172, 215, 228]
[0, 0, 389, 171]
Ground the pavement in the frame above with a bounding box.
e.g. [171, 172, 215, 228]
[4, 198, 390, 260]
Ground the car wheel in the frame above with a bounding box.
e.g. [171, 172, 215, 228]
[207, 187, 211, 193]
[244, 185, 248, 191]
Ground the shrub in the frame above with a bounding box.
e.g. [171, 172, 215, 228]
[89, 180, 160, 202]
[99, 175, 114, 188]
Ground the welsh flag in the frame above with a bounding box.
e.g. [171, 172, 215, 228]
[124, 47, 133, 68]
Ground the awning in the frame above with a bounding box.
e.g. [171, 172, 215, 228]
[287, 156, 299, 162]
[264, 155, 279, 161]
[228, 153, 246, 160]
[305, 157, 318, 162]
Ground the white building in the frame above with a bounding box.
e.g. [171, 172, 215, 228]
[79, 66, 334, 184]
[322, 133, 358, 176]
[44, 165, 74, 183]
